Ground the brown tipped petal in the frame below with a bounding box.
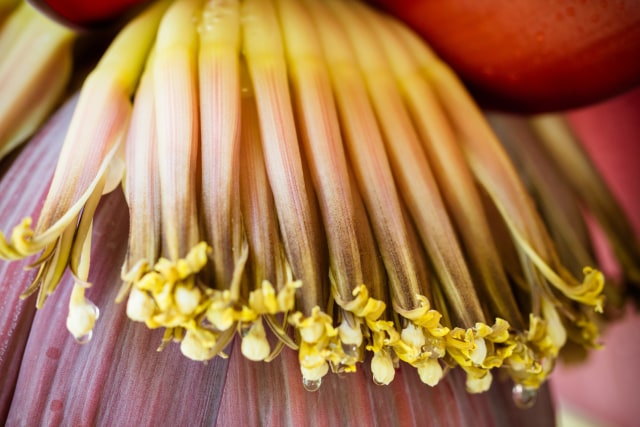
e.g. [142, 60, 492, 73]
[199, 0, 245, 288]
[370, 11, 521, 326]
[277, 0, 364, 304]
[239, 89, 283, 290]
[333, 1, 485, 327]
[153, 0, 201, 260]
[307, 0, 421, 312]
[242, 0, 327, 313]
[121, 65, 161, 279]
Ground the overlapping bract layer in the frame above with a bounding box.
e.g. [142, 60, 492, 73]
[0, 0, 627, 397]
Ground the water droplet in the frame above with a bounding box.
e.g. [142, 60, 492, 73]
[74, 330, 93, 345]
[240, 324, 251, 338]
[302, 377, 321, 392]
[342, 343, 358, 358]
[512, 384, 537, 409]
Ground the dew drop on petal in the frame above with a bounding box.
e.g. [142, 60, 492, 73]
[240, 324, 251, 338]
[302, 377, 321, 392]
[74, 330, 93, 345]
[512, 384, 537, 408]
[342, 343, 358, 358]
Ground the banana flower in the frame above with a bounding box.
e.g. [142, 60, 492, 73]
[1, 0, 637, 424]
[0, 95, 559, 425]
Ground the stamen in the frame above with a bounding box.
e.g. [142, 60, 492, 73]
[180, 328, 219, 361]
[466, 371, 493, 394]
[125, 242, 210, 327]
[290, 306, 337, 384]
[119, 52, 161, 296]
[417, 358, 444, 387]
[126, 286, 155, 322]
[371, 348, 395, 386]
[241, 318, 270, 361]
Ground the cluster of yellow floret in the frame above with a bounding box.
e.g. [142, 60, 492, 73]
[118, 241, 603, 394]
